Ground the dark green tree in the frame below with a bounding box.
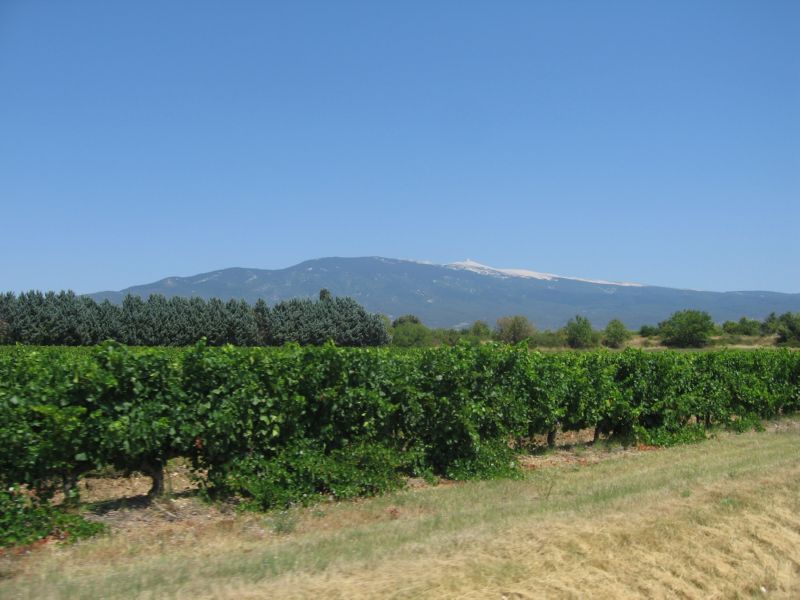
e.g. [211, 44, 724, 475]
[47, 291, 89, 345]
[761, 312, 780, 336]
[79, 296, 113, 344]
[0, 290, 389, 347]
[565, 315, 599, 349]
[602, 319, 631, 348]
[143, 295, 172, 345]
[266, 295, 388, 346]
[185, 297, 209, 344]
[392, 314, 422, 328]
[722, 317, 761, 336]
[225, 299, 259, 346]
[166, 296, 194, 346]
[119, 295, 147, 345]
[324, 297, 389, 346]
[776, 312, 800, 346]
[639, 325, 658, 337]
[253, 299, 270, 345]
[204, 298, 229, 346]
[658, 310, 715, 348]
[0, 292, 13, 343]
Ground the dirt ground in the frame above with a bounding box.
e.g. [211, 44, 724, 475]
[35, 420, 793, 539]
[57, 428, 621, 535]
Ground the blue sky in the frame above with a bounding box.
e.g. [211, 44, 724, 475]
[1, 1, 798, 293]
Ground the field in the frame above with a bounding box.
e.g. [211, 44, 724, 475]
[2, 420, 800, 599]
[2, 344, 799, 597]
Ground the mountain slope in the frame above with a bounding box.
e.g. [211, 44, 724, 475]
[89, 257, 800, 329]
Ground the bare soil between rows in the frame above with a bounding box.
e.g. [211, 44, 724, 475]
[54, 417, 800, 536]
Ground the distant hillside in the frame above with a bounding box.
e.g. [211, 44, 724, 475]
[89, 257, 800, 329]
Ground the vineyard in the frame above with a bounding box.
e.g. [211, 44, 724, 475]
[2, 342, 799, 519]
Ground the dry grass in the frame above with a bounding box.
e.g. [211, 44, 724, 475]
[2, 424, 799, 599]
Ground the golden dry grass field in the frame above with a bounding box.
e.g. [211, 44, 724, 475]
[2, 421, 799, 599]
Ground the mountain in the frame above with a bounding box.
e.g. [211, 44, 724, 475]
[89, 257, 800, 330]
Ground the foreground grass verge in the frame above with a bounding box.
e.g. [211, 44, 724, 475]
[2, 425, 799, 599]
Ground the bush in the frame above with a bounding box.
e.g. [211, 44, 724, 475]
[603, 319, 632, 348]
[527, 329, 568, 348]
[443, 440, 521, 480]
[722, 317, 761, 336]
[495, 315, 535, 344]
[565, 315, 599, 349]
[761, 312, 780, 335]
[223, 442, 407, 509]
[639, 325, 659, 337]
[392, 314, 422, 328]
[0, 487, 105, 547]
[658, 310, 715, 348]
[433, 328, 465, 346]
[467, 320, 492, 340]
[776, 312, 800, 346]
[391, 322, 432, 347]
[634, 424, 707, 447]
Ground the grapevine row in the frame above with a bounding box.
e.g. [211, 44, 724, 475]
[1, 343, 798, 508]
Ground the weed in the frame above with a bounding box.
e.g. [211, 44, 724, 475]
[268, 510, 297, 535]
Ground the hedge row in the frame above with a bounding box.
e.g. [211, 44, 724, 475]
[1, 343, 798, 509]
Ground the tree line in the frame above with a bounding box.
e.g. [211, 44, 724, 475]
[2, 289, 797, 349]
[389, 313, 632, 349]
[390, 310, 800, 349]
[639, 310, 800, 347]
[0, 289, 389, 347]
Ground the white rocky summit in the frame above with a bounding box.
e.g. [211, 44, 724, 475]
[446, 259, 644, 287]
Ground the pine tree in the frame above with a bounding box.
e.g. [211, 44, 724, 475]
[0, 292, 16, 343]
[225, 299, 259, 346]
[253, 299, 270, 345]
[205, 298, 229, 345]
[120, 295, 147, 345]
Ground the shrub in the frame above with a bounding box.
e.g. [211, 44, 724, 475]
[467, 320, 492, 340]
[776, 312, 800, 346]
[722, 317, 761, 336]
[738, 317, 761, 336]
[223, 441, 407, 509]
[495, 315, 535, 344]
[565, 315, 599, 349]
[639, 325, 659, 337]
[658, 310, 715, 348]
[0, 486, 105, 548]
[603, 319, 632, 348]
[392, 314, 422, 328]
[527, 329, 568, 348]
[634, 424, 707, 447]
[391, 322, 432, 347]
[443, 440, 521, 480]
[761, 312, 780, 335]
[430, 328, 463, 346]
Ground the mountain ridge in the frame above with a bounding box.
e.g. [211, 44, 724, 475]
[89, 257, 800, 330]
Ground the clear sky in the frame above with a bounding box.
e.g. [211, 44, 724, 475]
[1, 1, 798, 294]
